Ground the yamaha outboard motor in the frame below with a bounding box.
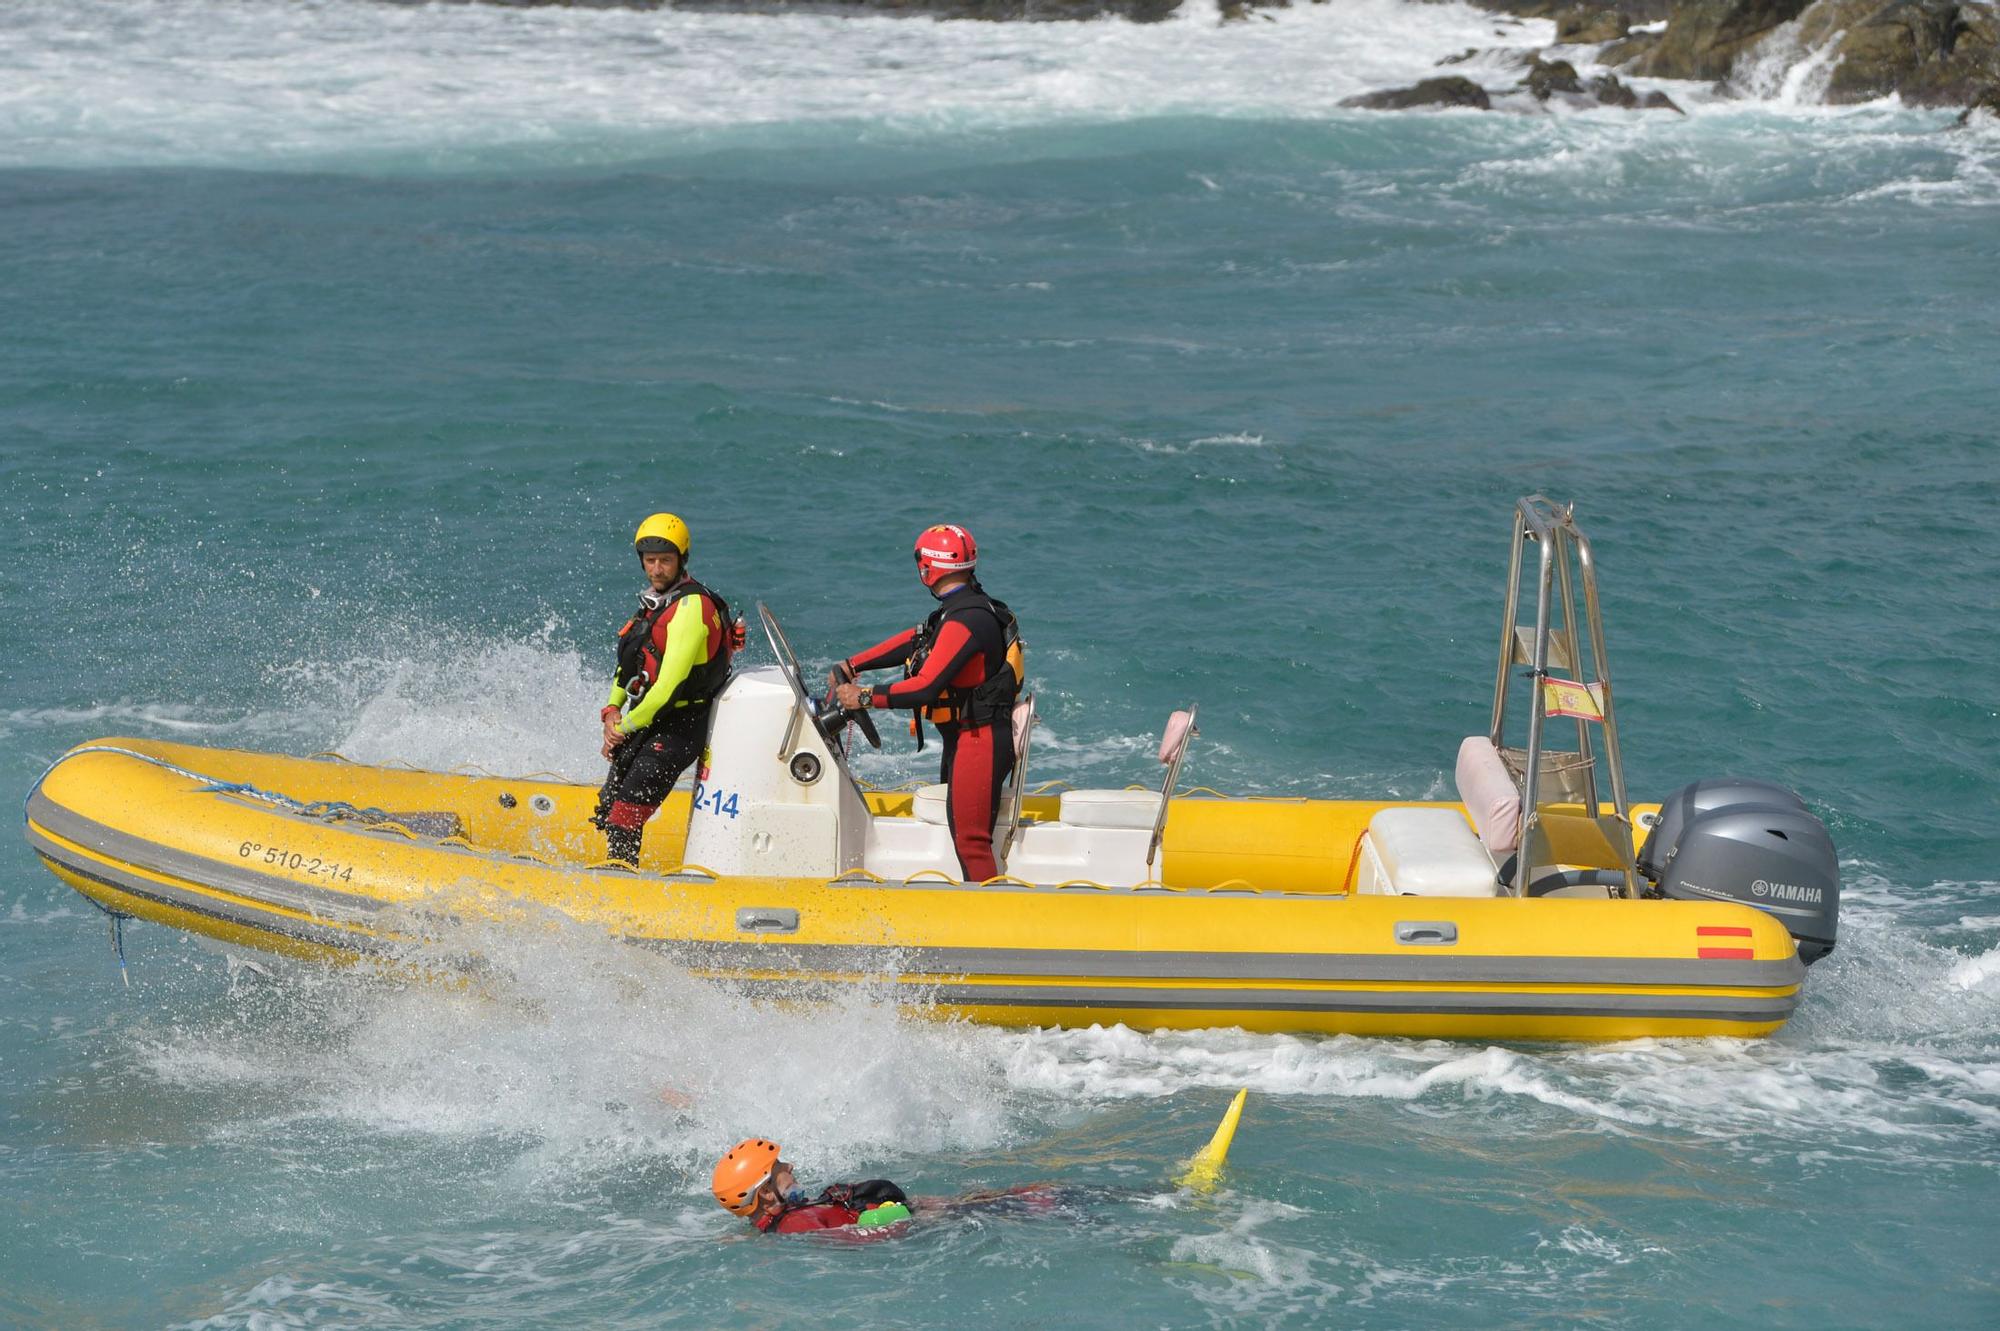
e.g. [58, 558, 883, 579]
[1641, 778, 1840, 963]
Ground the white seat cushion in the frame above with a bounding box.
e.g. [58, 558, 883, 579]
[1366, 807, 1499, 897]
[1058, 788, 1159, 831]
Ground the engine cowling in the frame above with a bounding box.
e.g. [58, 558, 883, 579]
[1642, 778, 1840, 964]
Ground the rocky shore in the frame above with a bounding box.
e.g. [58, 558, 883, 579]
[452, 0, 1999, 113]
[1472, 0, 1999, 107]
[1286, 0, 1996, 114]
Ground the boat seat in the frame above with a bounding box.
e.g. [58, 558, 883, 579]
[912, 783, 951, 825]
[1359, 807, 1500, 897]
[1058, 788, 1158, 830]
[874, 785, 1015, 883]
[1002, 820, 1152, 887]
[912, 782, 1021, 828]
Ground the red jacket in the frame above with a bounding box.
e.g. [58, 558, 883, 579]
[757, 1201, 865, 1233]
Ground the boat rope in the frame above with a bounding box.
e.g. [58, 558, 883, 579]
[110, 910, 130, 987]
[76, 896, 136, 988]
[30, 744, 416, 833]
[29, 744, 651, 874]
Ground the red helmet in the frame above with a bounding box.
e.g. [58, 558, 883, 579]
[913, 524, 977, 587]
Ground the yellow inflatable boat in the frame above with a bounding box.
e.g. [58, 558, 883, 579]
[22, 498, 1839, 1041]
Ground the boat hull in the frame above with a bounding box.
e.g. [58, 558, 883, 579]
[25, 739, 1806, 1041]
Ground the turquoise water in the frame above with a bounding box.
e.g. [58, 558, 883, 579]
[5, 2, 1999, 1327]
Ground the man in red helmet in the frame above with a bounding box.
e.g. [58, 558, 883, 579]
[830, 524, 1023, 883]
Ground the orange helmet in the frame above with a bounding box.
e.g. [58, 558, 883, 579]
[712, 1138, 781, 1215]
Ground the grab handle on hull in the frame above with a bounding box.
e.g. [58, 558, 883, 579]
[1395, 921, 1459, 946]
[736, 908, 800, 934]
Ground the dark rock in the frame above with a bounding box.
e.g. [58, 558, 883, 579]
[1556, 5, 1629, 42]
[1341, 76, 1494, 111]
[1954, 84, 2000, 124]
[1589, 72, 1642, 104]
[1600, 30, 1663, 66]
[1468, 0, 1569, 17]
[1468, 0, 1671, 22]
[1220, 0, 1284, 21]
[1523, 55, 1586, 97]
[1627, 0, 1815, 80]
[1640, 89, 1687, 111]
[1437, 46, 1483, 65]
[1793, 0, 2000, 107]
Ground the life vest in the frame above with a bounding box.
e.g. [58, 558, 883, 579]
[905, 586, 1024, 730]
[755, 1180, 909, 1232]
[615, 577, 734, 709]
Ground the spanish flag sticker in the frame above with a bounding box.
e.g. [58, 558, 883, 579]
[1542, 677, 1604, 722]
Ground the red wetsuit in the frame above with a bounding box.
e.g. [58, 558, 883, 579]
[845, 584, 1016, 882]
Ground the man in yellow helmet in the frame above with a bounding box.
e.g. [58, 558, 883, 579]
[591, 513, 739, 866]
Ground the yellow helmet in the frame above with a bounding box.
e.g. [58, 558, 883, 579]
[634, 512, 691, 560]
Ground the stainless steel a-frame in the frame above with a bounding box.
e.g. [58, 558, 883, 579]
[1488, 497, 1640, 898]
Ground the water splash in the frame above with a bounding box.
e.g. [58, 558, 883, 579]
[135, 905, 1033, 1192]
[1729, 13, 1851, 107]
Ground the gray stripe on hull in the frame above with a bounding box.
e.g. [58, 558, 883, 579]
[922, 984, 1796, 1024]
[718, 979, 1796, 1025]
[29, 790, 388, 925]
[636, 937, 1804, 991]
[29, 839, 387, 956]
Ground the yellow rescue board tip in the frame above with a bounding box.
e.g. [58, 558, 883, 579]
[1175, 1088, 1248, 1194]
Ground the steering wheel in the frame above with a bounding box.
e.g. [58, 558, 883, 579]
[757, 602, 882, 751]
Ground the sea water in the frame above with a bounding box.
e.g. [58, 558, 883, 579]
[2, 2, 1996, 1327]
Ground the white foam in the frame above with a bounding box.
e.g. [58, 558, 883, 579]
[1, 701, 225, 734]
[3, 899, 83, 927]
[6, 0, 1985, 211]
[0, 0, 1538, 170]
[996, 914, 2000, 1164]
[1729, 16, 1848, 107]
[1167, 1198, 1345, 1307]
[118, 873, 2000, 1218]
[1948, 944, 2000, 990]
[137, 906, 1030, 1188]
